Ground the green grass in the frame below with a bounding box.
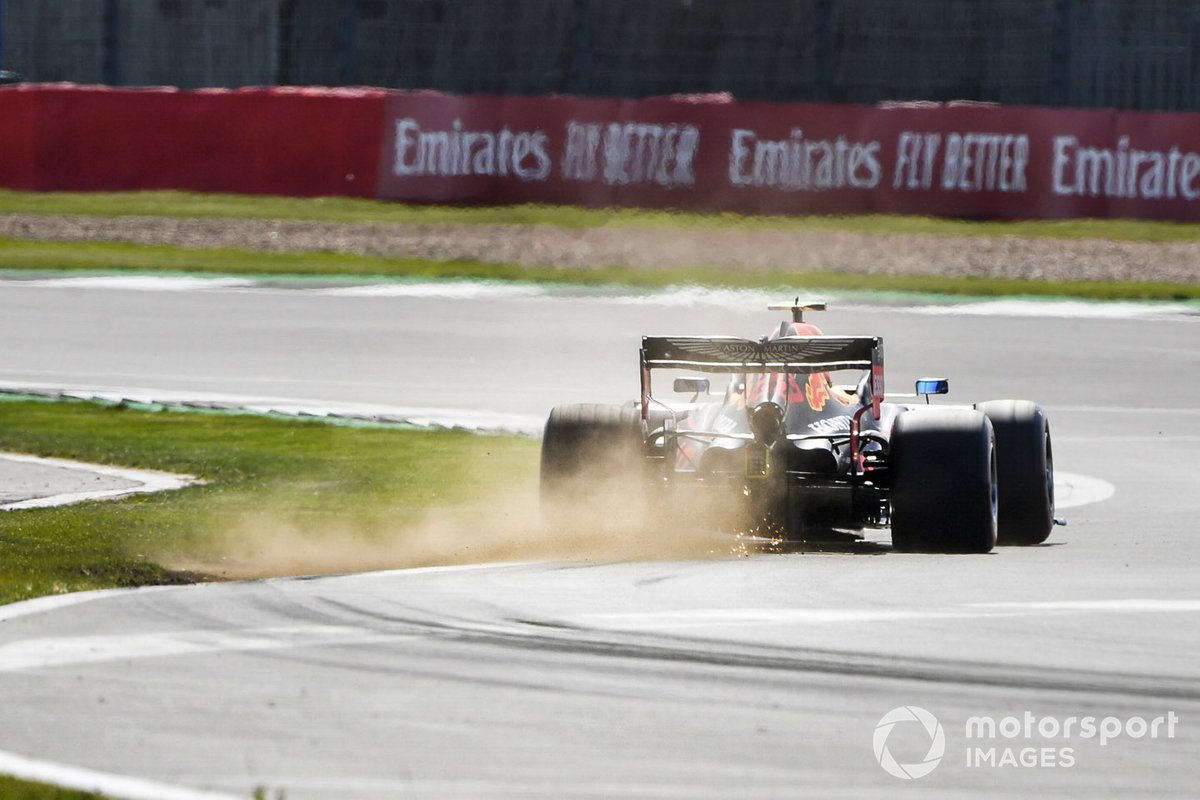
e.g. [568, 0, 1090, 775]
[5, 188, 1200, 241]
[0, 399, 538, 606]
[0, 776, 109, 799]
[2, 237, 1197, 301]
[0, 188, 1197, 300]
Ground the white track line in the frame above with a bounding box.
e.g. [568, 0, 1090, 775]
[9, 275, 256, 292]
[4, 275, 1197, 321]
[894, 298, 1200, 319]
[0, 749, 241, 800]
[581, 599, 1200, 629]
[0, 452, 199, 510]
[0, 381, 544, 435]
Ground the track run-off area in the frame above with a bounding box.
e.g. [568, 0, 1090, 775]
[0, 275, 1196, 798]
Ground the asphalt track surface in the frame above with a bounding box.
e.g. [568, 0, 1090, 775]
[0, 277, 1198, 798]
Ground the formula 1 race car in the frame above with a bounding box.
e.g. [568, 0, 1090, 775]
[540, 301, 1058, 553]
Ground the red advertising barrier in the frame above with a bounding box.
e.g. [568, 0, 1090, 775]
[376, 93, 1200, 221]
[3, 84, 1200, 220]
[0, 84, 387, 197]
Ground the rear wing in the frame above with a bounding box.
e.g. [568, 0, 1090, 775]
[640, 335, 885, 418]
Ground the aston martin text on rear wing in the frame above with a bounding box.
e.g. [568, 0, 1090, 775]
[641, 336, 882, 373]
[640, 335, 885, 418]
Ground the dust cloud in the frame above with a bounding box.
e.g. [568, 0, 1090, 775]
[171, 470, 755, 581]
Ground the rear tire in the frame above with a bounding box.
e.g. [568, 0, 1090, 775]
[890, 408, 998, 554]
[540, 403, 644, 510]
[976, 400, 1054, 545]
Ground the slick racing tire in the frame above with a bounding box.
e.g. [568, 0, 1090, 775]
[889, 408, 998, 554]
[976, 400, 1055, 545]
[540, 403, 644, 509]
